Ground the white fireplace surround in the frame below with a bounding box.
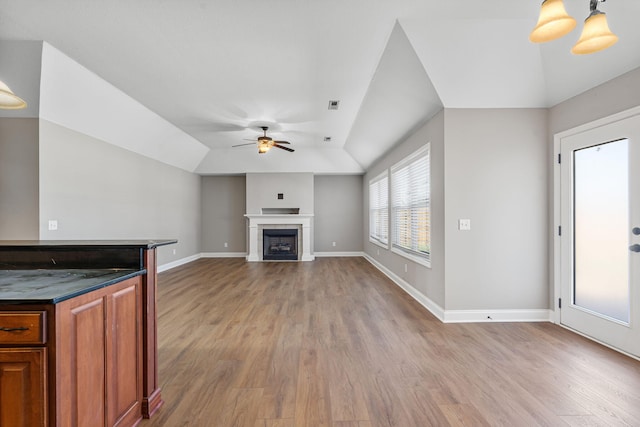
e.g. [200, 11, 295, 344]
[245, 213, 315, 262]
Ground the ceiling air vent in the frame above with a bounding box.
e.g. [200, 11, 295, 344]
[328, 100, 340, 110]
[324, 137, 332, 142]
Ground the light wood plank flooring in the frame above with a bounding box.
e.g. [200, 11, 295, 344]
[140, 257, 640, 426]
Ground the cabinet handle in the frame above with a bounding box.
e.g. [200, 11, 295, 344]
[0, 326, 29, 332]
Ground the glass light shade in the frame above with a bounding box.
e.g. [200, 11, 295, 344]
[530, 0, 577, 43]
[258, 144, 270, 154]
[0, 80, 27, 109]
[571, 11, 618, 55]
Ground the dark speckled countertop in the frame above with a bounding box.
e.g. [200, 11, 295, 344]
[0, 269, 145, 304]
[0, 239, 177, 249]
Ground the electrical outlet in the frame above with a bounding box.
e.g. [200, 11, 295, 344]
[332, 241, 336, 247]
[224, 242, 228, 248]
[172, 249, 176, 255]
[377, 249, 380, 255]
[404, 264, 408, 273]
[48, 220, 58, 231]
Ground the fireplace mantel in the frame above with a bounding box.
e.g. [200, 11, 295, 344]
[244, 214, 315, 262]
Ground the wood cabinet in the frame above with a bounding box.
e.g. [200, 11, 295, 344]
[0, 276, 142, 427]
[0, 348, 47, 427]
[0, 239, 175, 419]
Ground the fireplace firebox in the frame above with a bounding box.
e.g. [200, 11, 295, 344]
[263, 229, 298, 261]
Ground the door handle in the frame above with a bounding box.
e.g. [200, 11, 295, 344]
[630, 244, 640, 253]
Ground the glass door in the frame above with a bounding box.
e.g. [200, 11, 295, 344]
[560, 114, 640, 358]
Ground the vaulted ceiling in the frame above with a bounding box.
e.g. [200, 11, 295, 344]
[1, 0, 639, 174]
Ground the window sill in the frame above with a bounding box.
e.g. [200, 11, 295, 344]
[369, 238, 389, 250]
[391, 246, 431, 269]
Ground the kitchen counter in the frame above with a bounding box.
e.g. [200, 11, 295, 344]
[0, 268, 144, 304]
[0, 239, 175, 419]
[0, 239, 177, 270]
[0, 239, 176, 249]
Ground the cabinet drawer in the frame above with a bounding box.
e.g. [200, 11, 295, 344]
[0, 312, 46, 345]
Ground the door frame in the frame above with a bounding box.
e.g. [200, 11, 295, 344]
[553, 105, 640, 359]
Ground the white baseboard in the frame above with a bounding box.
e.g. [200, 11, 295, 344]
[201, 252, 247, 258]
[363, 254, 552, 324]
[443, 309, 553, 323]
[158, 253, 201, 273]
[314, 251, 365, 257]
[363, 254, 445, 322]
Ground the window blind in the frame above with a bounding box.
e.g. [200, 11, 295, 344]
[369, 171, 389, 245]
[391, 144, 430, 260]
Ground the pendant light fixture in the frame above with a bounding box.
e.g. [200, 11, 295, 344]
[529, 0, 618, 55]
[0, 80, 27, 109]
[530, 0, 577, 43]
[571, 1, 618, 54]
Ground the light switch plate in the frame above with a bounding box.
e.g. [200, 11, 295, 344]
[458, 219, 471, 231]
[48, 220, 58, 231]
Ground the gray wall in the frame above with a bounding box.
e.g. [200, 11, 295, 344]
[363, 108, 549, 312]
[201, 175, 246, 253]
[314, 175, 363, 252]
[443, 109, 548, 311]
[245, 173, 314, 214]
[548, 65, 640, 309]
[202, 174, 363, 254]
[550, 67, 640, 135]
[0, 41, 42, 119]
[38, 120, 201, 265]
[364, 110, 446, 308]
[0, 118, 39, 239]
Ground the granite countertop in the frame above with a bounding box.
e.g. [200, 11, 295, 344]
[0, 240, 177, 249]
[0, 269, 145, 304]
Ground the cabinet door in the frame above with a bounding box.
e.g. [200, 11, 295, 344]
[56, 276, 142, 427]
[0, 348, 46, 427]
[57, 297, 107, 426]
[107, 280, 142, 427]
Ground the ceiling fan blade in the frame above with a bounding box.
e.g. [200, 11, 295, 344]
[232, 142, 256, 147]
[273, 140, 290, 144]
[242, 138, 258, 141]
[274, 144, 295, 152]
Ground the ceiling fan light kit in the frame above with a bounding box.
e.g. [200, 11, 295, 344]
[0, 80, 27, 109]
[232, 126, 295, 154]
[530, 0, 618, 54]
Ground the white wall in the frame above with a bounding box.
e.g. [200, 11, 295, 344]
[443, 109, 549, 311]
[39, 42, 209, 172]
[38, 120, 201, 265]
[245, 173, 314, 214]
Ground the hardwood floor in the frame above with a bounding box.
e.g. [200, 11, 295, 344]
[140, 257, 640, 426]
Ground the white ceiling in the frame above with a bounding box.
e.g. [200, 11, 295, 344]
[1, 0, 639, 174]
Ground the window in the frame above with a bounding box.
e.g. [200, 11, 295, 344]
[369, 171, 388, 247]
[391, 144, 430, 267]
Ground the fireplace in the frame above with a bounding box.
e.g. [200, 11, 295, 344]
[263, 229, 298, 260]
[244, 213, 314, 262]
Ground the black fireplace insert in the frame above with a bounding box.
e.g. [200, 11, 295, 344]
[263, 229, 298, 260]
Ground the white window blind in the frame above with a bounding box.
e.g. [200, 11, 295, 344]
[369, 171, 389, 246]
[391, 144, 430, 263]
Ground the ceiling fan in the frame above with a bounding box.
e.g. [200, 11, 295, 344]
[232, 126, 295, 154]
